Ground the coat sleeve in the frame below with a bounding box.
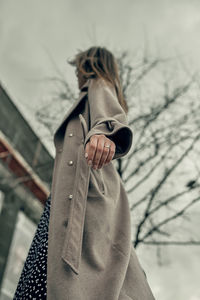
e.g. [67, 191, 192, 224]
[83, 78, 133, 160]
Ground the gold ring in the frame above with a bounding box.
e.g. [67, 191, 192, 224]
[104, 144, 111, 148]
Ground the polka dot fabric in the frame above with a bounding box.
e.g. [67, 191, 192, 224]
[13, 193, 51, 300]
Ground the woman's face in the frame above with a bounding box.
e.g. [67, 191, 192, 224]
[76, 67, 87, 90]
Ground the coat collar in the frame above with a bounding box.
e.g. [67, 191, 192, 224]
[53, 78, 91, 140]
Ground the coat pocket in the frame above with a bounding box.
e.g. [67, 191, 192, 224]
[79, 113, 106, 195]
[88, 167, 106, 196]
[95, 168, 105, 195]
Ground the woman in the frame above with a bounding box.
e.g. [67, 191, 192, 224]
[14, 46, 155, 299]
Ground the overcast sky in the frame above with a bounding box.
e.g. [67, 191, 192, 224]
[1, 0, 200, 121]
[1, 0, 200, 299]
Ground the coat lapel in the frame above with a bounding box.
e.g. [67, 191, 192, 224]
[53, 78, 90, 140]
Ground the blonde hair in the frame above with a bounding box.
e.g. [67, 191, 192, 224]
[67, 46, 128, 113]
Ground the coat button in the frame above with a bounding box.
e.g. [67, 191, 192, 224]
[69, 133, 74, 137]
[107, 121, 114, 131]
[81, 138, 84, 143]
[68, 160, 74, 166]
[63, 219, 68, 227]
[68, 194, 73, 200]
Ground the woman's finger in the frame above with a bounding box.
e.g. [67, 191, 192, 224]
[91, 135, 105, 169]
[98, 138, 114, 168]
[104, 141, 115, 164]
[85, 135, 98, 166]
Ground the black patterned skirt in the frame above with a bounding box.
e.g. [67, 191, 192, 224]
[13, 193, 51, 300]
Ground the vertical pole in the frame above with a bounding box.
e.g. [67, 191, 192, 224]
[0, 191, 20, 291]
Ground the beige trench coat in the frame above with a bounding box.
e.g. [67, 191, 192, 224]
[47, 77, 155, 300]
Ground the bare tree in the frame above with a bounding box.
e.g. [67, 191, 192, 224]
[116, 47, 200, 249]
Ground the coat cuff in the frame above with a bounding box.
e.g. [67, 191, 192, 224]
[83, 117, 133, 160]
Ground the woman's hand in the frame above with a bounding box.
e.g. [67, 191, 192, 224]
[84, 134, 116, 169]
